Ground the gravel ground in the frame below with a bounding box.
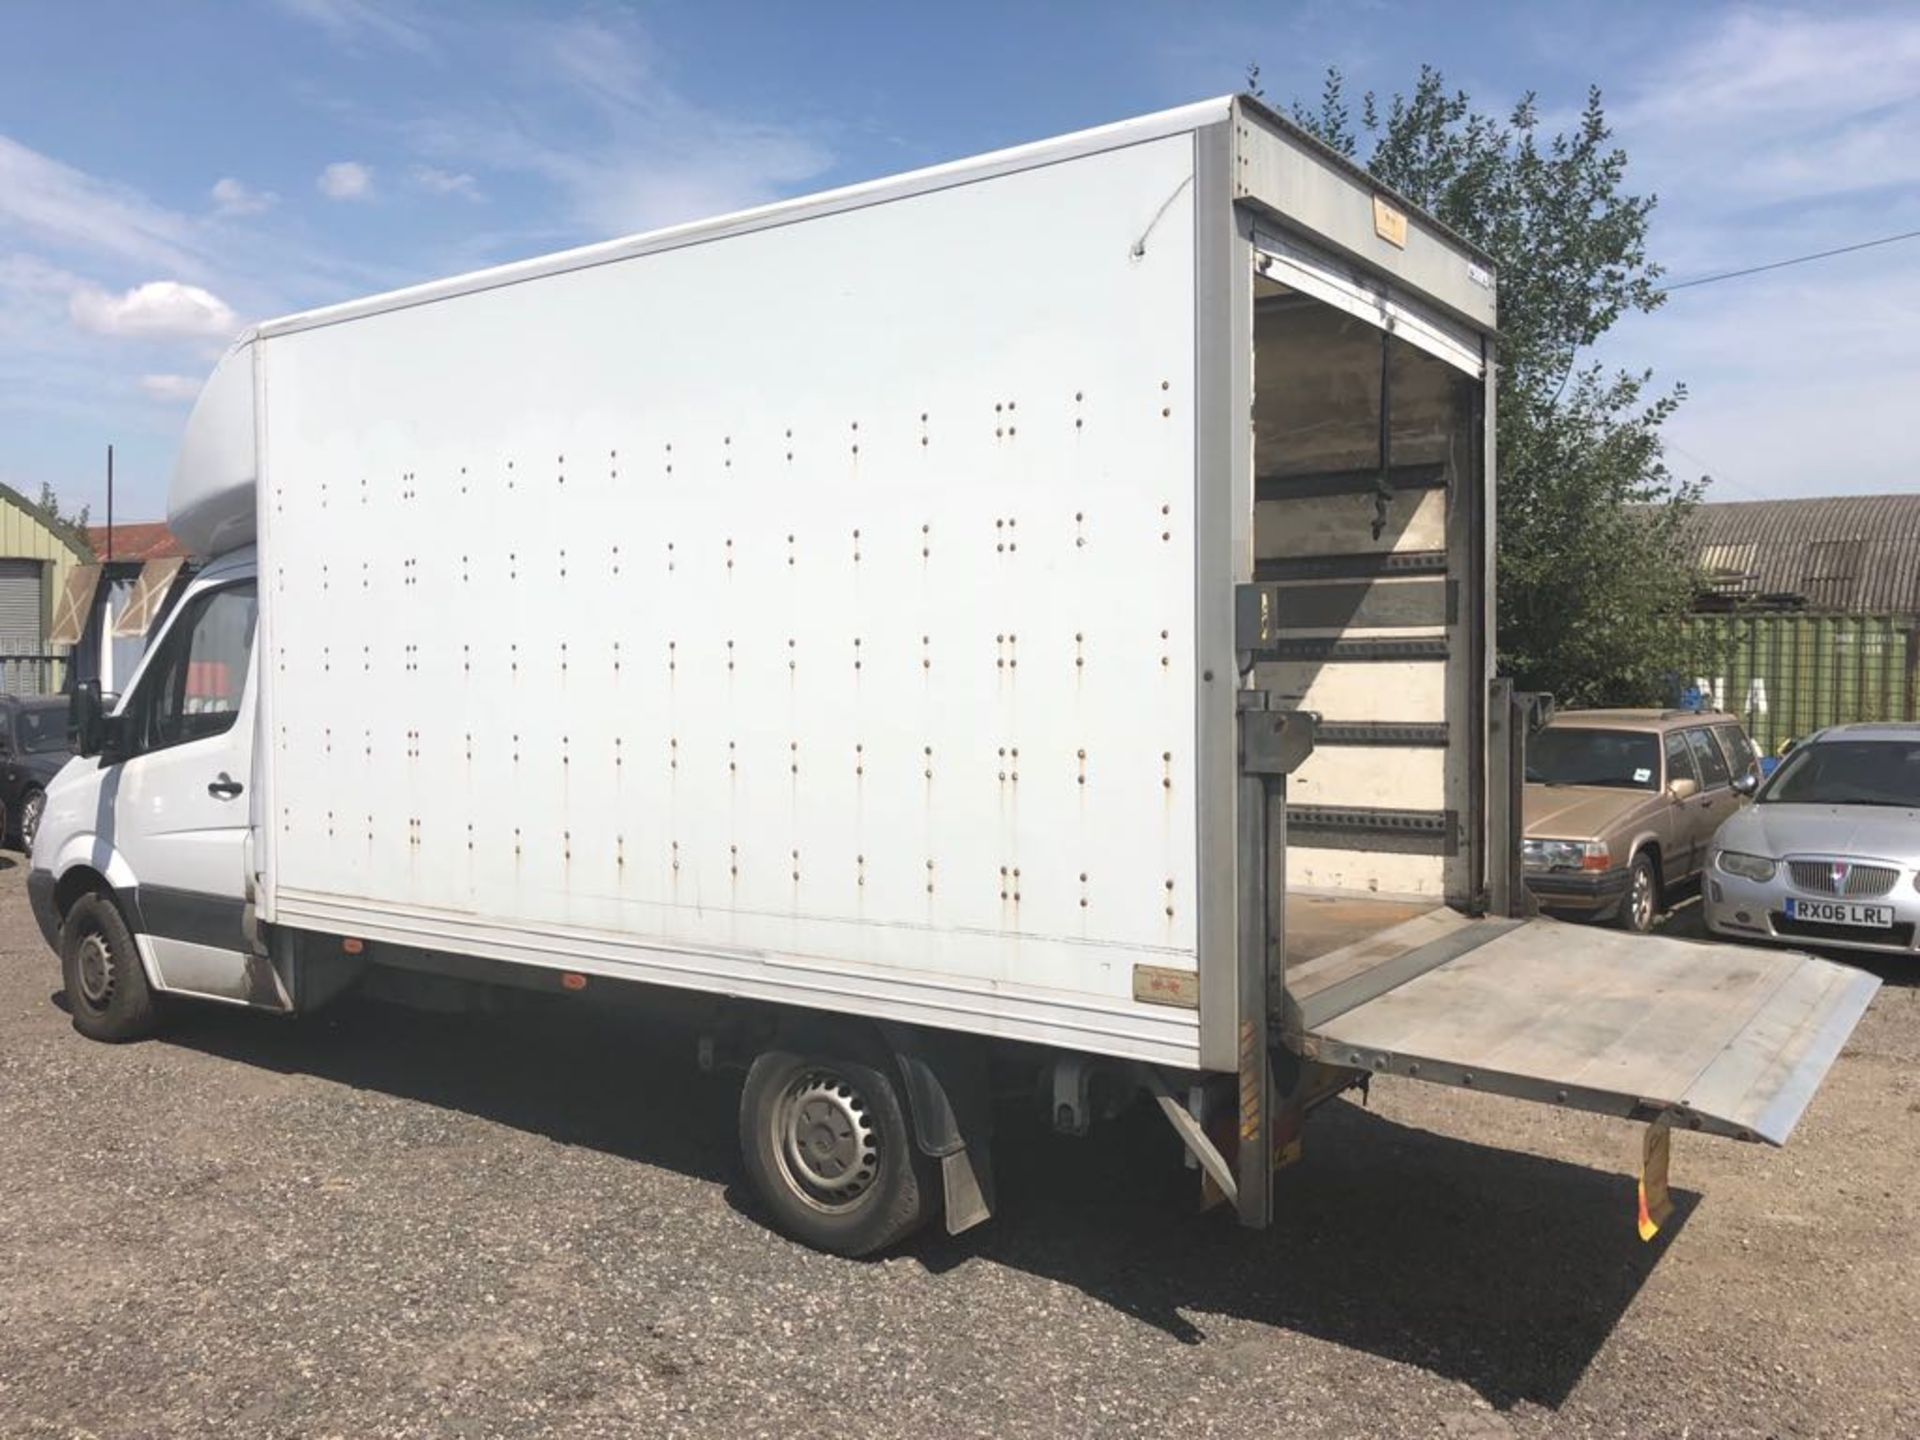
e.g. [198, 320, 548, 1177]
[1, 862, 1915, 1440]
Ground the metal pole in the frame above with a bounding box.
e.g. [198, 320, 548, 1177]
[106, 444, 114, 561]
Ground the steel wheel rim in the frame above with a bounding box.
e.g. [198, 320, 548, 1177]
[21, 793, 42, 848]
[74, 931, 115, 1009]
[770, 1069, 881, 1214]
[1630, 867, 1654, 929]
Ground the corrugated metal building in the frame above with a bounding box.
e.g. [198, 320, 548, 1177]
[0, 484, 91, 694]
[1680, 495, 1920, 752]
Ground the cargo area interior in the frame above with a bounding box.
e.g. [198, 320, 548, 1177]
[1250, 272, 1480, 982]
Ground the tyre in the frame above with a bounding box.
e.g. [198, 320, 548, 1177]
[59, 891, 163, 1042]
[739, 1045, 937, 1256]
[18, 788, 44, 853]
[1614, 853, 1659, 933]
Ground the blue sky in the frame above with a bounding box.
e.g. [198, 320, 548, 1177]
[2, 1, 1915, 519]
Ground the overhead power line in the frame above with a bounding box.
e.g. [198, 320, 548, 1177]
[1661, 227, 1920, 293]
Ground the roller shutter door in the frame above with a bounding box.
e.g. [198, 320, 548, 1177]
[0, 559, 44, 694]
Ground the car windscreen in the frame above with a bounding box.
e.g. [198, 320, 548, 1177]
[1761, 739, 1920, 808]
[1526, 728, 1661, 790]
[15, 702, 70, 753]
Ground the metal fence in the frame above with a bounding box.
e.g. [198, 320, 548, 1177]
[0, 640, 66, 697]
[1679, 612, 1919, 755]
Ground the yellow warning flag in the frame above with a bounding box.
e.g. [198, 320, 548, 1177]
[1638, 1118, 1675, 1242]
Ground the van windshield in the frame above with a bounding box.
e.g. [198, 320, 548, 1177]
[1761, 740, 1920, 808]
[1526, 728, 1660, 790]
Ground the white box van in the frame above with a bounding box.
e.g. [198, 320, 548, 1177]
[31, 96, 1876, 1255]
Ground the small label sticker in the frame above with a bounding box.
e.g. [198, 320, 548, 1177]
[1633, 767, 1652, 783]
[1133, 964, 1199, 1009]
[1467, 261, 1494, 289]
[1372, 195, 1408, 248]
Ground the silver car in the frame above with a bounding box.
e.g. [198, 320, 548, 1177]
[1705, 722, 1920, 958]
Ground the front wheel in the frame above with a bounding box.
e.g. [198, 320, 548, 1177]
[1614, 853, 1659, 933]
[739, 1046, 937, 1256]
[60, 891, 163, 1042]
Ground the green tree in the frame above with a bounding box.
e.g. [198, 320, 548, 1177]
[1276, 66, 1702, 706]
[35, 482, 95, 561]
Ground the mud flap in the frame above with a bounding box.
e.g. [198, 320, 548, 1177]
[879, 1022, 996, 1235]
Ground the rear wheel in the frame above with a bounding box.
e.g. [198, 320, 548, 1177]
[59, 891, 162, 1042]
[739, 1046, 937, 1256]
[1615, 853, 1659, 933]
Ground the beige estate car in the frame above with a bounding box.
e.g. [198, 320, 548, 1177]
[1523, 709, 1762, 932]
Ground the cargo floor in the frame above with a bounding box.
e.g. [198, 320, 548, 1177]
[1285, 892, 1437, 964]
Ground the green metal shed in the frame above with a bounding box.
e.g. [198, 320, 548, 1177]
[1682, 496, 1920, 753]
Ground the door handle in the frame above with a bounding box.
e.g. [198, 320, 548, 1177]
[208, 773, 243, 799]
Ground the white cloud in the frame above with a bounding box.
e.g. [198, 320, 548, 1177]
[210, 177, 277, 216]
[138, 373, 203, 402]
[70, 280, 239, 339]
[317, 160, 374, 201]
[410, 12, 833, 237]
[1577, 6, 1920, 500]
[412, 165, 482, 200]
[0, 133, 202, 274]
[270, 0, 431, 53]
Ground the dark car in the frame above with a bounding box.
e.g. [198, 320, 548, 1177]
[0, 694, 74, 851]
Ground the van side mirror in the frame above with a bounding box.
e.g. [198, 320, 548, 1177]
[71, 679, 104, 756]
[1668, 776, 1700, 801]
[1732, 771, 1760, 797]
[71, 680, 125, 760]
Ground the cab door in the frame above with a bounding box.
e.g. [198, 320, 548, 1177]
[1682, 726, 1736, 882]
[108, 579, 260, 1000]
[1661, 729, 1703, 876]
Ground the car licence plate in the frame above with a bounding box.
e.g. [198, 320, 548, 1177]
[1785, 898, 1894, 928]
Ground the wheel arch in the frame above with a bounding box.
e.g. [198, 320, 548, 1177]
[46, 847, 159, 989]
[1628, 835, 1664, 885]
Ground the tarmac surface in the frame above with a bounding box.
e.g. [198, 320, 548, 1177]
[2, 865, 1915, 1439]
